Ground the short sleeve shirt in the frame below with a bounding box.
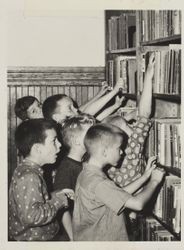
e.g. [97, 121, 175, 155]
[72, 165, 131, 241]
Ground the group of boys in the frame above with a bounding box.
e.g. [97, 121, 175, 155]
[8, 54, 165, 241]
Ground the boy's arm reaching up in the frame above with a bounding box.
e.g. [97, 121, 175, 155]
[107, 53, 155, 187]
[79, 82, 109, 112]
[96, 96, 125, 121]
[81, 82, 124, 116]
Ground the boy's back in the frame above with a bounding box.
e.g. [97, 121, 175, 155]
[73, 162, 131, 241]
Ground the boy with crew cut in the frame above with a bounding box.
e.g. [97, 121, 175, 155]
[72, 123, 165, 241]
[53, 115, 96, 240]
[8, 119, 74, 241]
[15, 96, 43, 120]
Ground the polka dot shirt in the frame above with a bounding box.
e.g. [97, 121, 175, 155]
[108, 116, 152, 187]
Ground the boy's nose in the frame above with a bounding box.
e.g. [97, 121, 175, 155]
[120, 149, 123, 155]
[56, 140, 62, 150]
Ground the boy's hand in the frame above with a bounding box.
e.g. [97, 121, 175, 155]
[57, 188, 75, 200]
[114, 95, 125, 108]
[99, 81, 110, 95]
[143, 156, 157, 179]
[150, 168, 165, 184]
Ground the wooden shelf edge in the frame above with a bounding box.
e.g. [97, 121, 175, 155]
[121, 93, 137, 100]
[153, 93, 181, 102]
[141, 34, 181, 46]
[106, 47, 136, 54]
[152, 213, 181, 240]
[157, 164, 181, 177]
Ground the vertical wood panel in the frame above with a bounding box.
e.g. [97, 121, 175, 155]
[76, 86, 82, 106]
[28, 86, 35, 96]
[81, 86, 88, 105]
[40, 86, 47, 103]
[70, 86, 77, 102]
[88, 86, 94, 101]
[34, 86, 41, 102]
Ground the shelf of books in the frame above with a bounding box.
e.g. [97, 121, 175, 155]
[138, 10, 181, 241]
[105, 9, 181, 241]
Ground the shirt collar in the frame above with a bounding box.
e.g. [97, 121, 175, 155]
[21, 159, 44, 175]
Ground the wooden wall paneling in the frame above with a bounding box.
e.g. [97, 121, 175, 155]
[34, 86, 41, 102]
[76, 86, 82, 106]
[52, 86, 58, 95]
[88, 86, 95, 101]
[40, 85, 47, 103]
[46, 86, 53, 98]
[9, 86, 17, 182]
[8, 87, 12, 185]
[70, 86, 77, 102]
[93, 86, 100, 96]
[58, 86, 65, 95]
[64, 85, 70, 96]
[22, 85, 29, 97]
[81, 86, 88, 105]
[28, 86, 35, 96]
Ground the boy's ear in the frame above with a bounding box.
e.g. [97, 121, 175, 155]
[52, 113, 60, 123]
[32, 143, 42, 154]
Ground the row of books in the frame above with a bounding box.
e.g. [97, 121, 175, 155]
[107, 56, 137, 93]
[147, 118, 181, 169]
[142, 45, 181, 94]
[153, 175, 181, 234]
[139, 217, 176, 241]
[139, 10, 181, 42]
[108, 13, 136, 51]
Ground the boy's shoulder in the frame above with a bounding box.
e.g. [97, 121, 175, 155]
[78, 167, 106, 192]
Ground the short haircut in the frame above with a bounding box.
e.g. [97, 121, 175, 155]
[15, 118, 58, 158]
[60, 115, 96, 150]
[42, 94, 67, 119]
[84, 123, 128, 157]
[15, 96, 38, 121]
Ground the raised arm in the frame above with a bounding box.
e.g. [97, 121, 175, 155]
[79, 82, 109, 112]
[96, 96, 125, 121]
[107, 54, 155, 187]
[81, 82, 124, 116]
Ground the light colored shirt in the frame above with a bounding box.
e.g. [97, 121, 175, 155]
[73, 166, 131, 241]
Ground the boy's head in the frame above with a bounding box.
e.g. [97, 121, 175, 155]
[15, 96, 43, 121]
[102, 115, 133, 136]
[15, 118, 61, 165]
[60, 115, 95, 153]
[42, 94, 79, 123]
[84, 123, 128, 167]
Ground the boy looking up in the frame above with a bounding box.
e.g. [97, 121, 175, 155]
[72, 123, 165, 241]
[8, 119, 74, 241]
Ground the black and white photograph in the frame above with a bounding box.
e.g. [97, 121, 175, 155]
[1, 0, 183, 249]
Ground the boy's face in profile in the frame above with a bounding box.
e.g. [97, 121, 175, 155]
[38, 128, 61, 165]
[54, 97, 79, 122]
[104, 135, 123, 166]
[27, 99, 43, 119]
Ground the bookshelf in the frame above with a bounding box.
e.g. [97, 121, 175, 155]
[105, 9, 181, 241]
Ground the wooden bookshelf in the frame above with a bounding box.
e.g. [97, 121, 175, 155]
[153, 94, 181, 103]
[106, 47, 136, 54]
[141, 34, 181, 46]
[105, 10, 181, 241]
[157, 164, 181, 177]
[152, 213, 181, 240]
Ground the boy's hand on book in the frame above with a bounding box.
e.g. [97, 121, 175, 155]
[150, 168, 165, 184]
[144, 156, 157, 179]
